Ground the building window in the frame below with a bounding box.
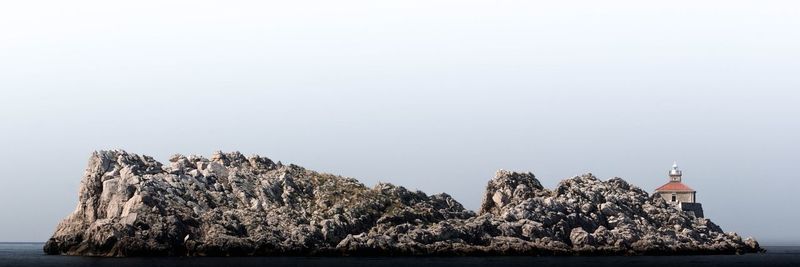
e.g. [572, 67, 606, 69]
[671, 194, 677, 202]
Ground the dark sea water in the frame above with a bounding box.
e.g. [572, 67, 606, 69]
[1, 243, 798, 267]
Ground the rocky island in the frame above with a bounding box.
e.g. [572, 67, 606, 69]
[44, 150, 761, 257]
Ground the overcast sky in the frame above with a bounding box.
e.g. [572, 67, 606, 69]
[1, 0, 798, 245]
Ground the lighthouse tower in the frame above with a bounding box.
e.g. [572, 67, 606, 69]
[654, 162, 704, 217]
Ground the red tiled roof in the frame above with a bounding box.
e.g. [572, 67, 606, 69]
[655, 182, 695, 192]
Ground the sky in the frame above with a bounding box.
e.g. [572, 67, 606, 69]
[0, 0, 798, 245]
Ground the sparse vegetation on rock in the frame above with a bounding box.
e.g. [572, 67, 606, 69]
[44, 150, 761, 256]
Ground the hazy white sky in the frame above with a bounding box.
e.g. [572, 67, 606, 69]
[1, 0, 798, 244]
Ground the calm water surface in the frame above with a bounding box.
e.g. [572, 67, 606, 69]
[1, 243, 797, 267]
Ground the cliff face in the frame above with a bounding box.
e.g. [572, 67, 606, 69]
[44, 151, 761, 256]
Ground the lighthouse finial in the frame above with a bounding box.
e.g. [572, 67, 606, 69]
[669, 161, 682, 179]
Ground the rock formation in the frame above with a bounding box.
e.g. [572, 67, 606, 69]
[44, 150, 762, 256]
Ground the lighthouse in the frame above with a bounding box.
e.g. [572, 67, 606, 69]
[654, 162, 704, 217]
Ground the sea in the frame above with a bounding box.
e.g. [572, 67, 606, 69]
[1, 243, 798, 267]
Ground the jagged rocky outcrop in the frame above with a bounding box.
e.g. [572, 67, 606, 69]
[44, 150, 762, 256]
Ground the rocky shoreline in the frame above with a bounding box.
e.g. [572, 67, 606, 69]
[44, 150, 762, 257]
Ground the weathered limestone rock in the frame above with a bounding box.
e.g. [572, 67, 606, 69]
[44, 150, 762, 257]
[478, 170, 544, 216]
[570, 227, 594, 247]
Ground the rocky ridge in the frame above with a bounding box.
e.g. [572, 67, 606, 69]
[44, 150, 761, 256]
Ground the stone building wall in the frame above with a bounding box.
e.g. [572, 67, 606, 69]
[657, 191, 695, 203]
[679, 202, 705, 218]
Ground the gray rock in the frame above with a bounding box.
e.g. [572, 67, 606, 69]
[43, 150, 763, 256]
[569, 227, 594, 247]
